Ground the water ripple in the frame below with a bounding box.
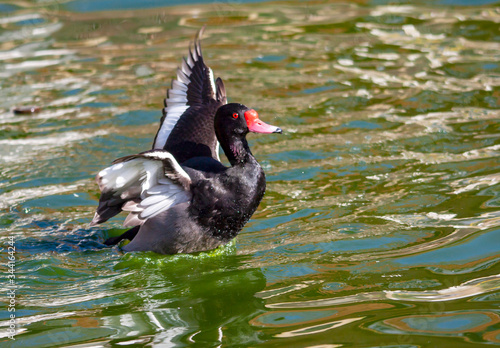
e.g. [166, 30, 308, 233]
[1, 0, 500, 346]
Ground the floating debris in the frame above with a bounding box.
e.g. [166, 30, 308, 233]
[12, 106, 41, 115]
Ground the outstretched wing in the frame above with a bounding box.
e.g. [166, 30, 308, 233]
[90, 150, 191, 227]
[152, 27, 227, 164]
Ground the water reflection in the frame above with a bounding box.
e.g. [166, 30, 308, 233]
[252, 303, 391, 339]
[369, 310, 500, 344]
[264, 273, 500, 309]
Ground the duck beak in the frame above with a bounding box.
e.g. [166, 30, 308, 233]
[244, 109, 282, 134]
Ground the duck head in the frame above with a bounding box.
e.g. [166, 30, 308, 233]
[215, 103, 282, 137]
[215, 103, 281, 164]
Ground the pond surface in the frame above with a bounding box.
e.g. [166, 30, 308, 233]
[1, 0, 500, 346]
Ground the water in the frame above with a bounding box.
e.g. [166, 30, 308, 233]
[1, 0, 500, 346]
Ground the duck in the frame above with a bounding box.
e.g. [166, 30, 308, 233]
[90, 28, 282, 254]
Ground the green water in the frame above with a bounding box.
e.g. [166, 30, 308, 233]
[1, 0, 500, 346]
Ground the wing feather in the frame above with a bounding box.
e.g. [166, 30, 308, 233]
[152, 27, 227, 164]
[90, 150, 192, 227]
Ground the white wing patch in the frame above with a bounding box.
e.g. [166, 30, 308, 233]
[208, 67, 216, 98]
[153, 48, 203, 150]
[98, 161, 142, 193]
[97, 156, 191, 227]
[208, 67, 221, 161]
[142, 150, 191, 181]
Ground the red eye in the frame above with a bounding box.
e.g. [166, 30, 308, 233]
[232, 113, 239, 119]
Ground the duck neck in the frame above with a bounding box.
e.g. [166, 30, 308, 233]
[222, 136, 253, 166]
